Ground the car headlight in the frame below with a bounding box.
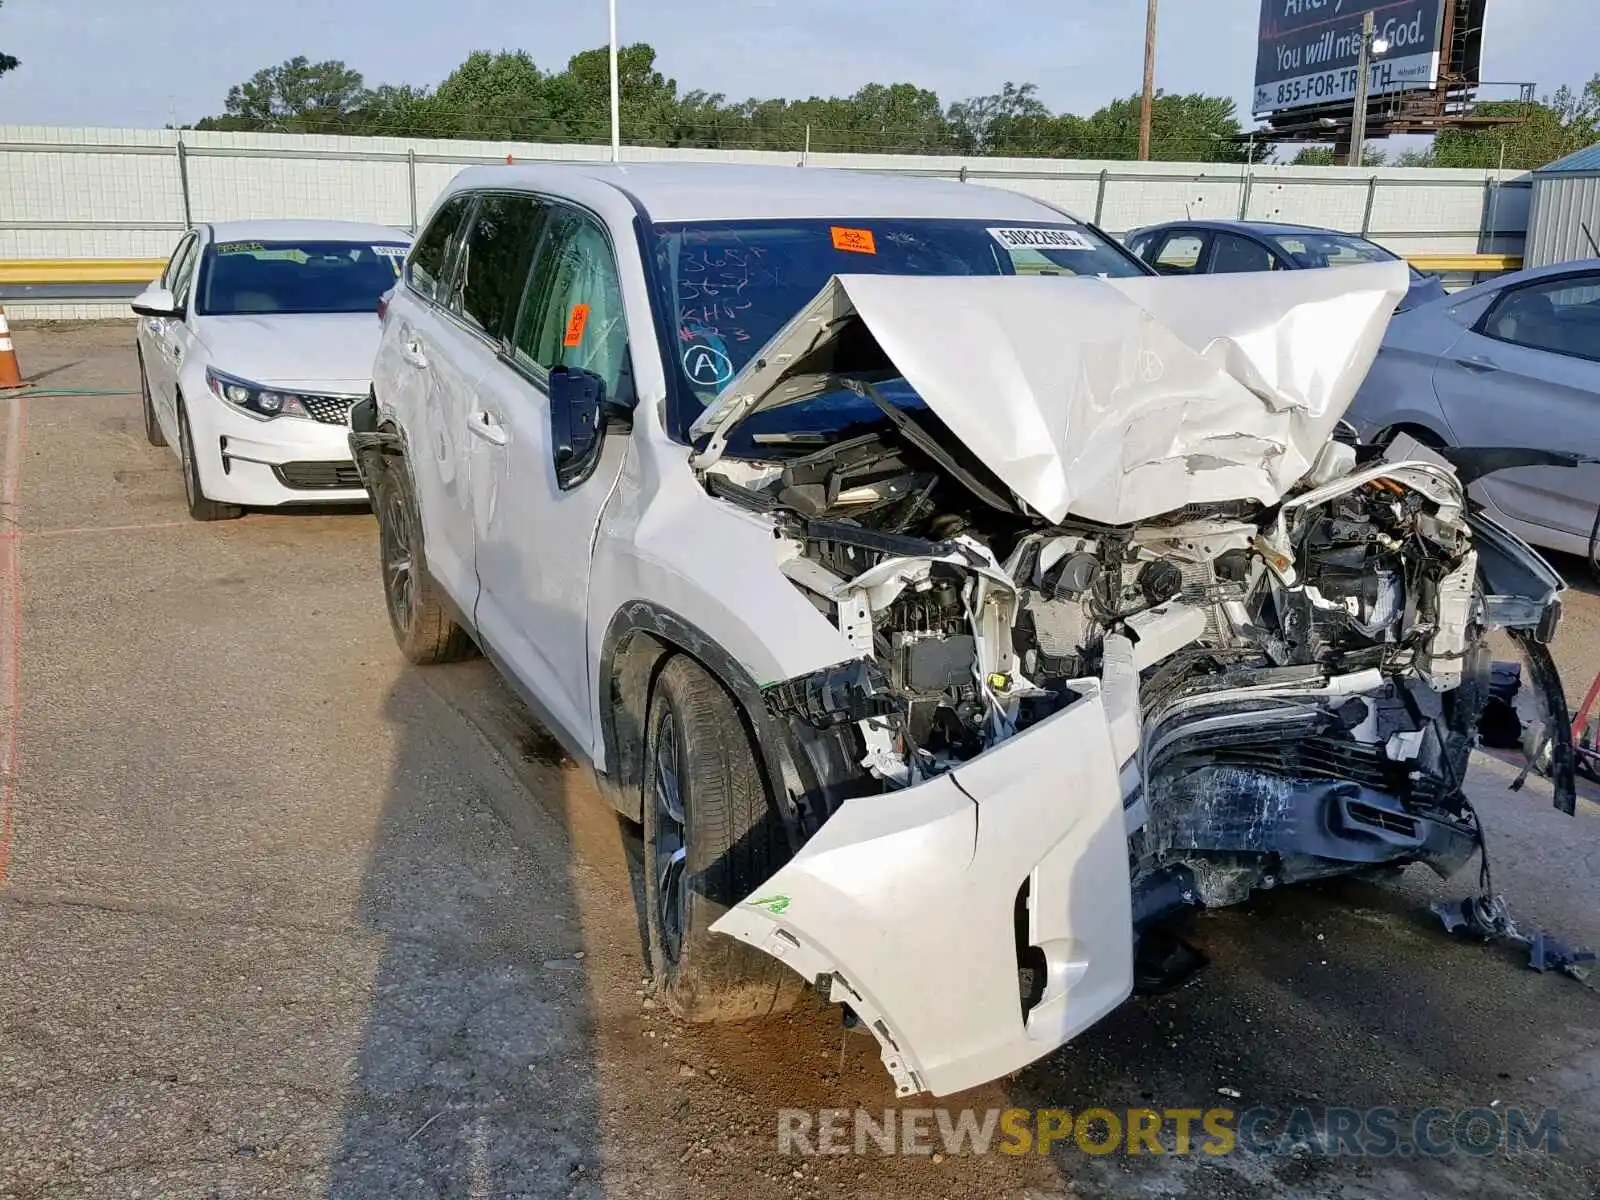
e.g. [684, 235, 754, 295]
[206, 367, 312, 420]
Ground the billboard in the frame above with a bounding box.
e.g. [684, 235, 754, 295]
[1252, 0, 1446, 117]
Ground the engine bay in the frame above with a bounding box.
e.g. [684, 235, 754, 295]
[703, 399, 1569, 919]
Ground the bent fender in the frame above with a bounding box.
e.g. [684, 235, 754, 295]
[712, 682, 1132, 1097]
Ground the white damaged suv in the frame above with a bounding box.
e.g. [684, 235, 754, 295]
[352, 164, 1575, 1098]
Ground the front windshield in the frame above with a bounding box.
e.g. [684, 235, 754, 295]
[1267, 232, 1396, 270]
[198, 239, 409, 316]
[651, 218, 1143, 412]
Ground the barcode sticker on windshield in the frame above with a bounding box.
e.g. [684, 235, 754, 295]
[373, 245, 408, 258]
[988, 227, 1096, 252]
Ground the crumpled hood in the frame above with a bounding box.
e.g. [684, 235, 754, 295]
[691, 261, 1408, 525]
[196, 312, 382, 393]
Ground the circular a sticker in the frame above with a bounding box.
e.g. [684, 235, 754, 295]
[683, 343, 734, 387]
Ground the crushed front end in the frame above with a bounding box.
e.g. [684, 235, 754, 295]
[693, 266, 1571, 1097]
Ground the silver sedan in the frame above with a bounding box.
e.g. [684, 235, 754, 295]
[1347, 258, 1600, 557]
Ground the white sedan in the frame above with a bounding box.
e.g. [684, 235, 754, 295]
[132, 219, 411, 519]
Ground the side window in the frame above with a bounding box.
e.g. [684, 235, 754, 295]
[452, 194, 548, 337]
[1126, 232, 1152, 260]
[1152, 232, 1207, 275]
[408, 195, 473, 304]
[1481, 272, 1600, 361]
[168, 237, 203, 309]
[162, 233, 197, 292]
[1210, 233, 1275, 275]
[511, 208, 631, 402]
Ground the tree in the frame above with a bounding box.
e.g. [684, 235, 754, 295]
[1069, 92, 1251, 162]
[358, 84, 442, 140]
[1291, 145, 1385, 166]
[947, 83, 1051, 153]
[1430, 76, 1600, 170]
[196, 57, 371, 132]
[1390, 146, 1438, 167]
[0, 1, 19, 81]
[431, 50, 556, 140]
[955, 90, 1249, 162]
[549, 44, 683, 144]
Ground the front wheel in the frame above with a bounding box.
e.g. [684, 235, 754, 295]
[371, 458, 476, 665]
[643, 655, 802, 1022]
[176, 398, 241, 522]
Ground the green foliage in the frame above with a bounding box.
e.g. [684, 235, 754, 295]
[0, 1, 19, 80]
[192, 47, 1590, 169]
[194, 47, 1253, 161]
[1291, 145, 1385, 166]
[1429, 76, 1600, 170]
[195, 57, 370, 132]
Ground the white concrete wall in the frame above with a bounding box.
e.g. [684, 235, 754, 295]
[0, 124, 1534, 320]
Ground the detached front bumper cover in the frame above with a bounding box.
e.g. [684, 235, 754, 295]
[712, 682, 1132, 1097]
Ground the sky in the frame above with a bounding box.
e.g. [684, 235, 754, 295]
[0, 0, 1592, 132]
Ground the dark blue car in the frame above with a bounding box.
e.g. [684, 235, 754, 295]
[1125, 219, 1447, 311]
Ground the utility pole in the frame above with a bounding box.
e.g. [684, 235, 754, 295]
[1348, 10, 1379, 167]
[1138, 0, 1158, 160]
[608, 0, 621, 162]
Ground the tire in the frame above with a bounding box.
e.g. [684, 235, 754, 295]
[176, 397, 242, 522]
[372, 457, 476, 665]
[643, 655, 802, 1022]
[138, 351, 166, 447]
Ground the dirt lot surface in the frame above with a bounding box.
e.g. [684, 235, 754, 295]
[1, 324, 1596, 1200]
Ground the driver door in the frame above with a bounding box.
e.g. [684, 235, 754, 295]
[469, 202, 634, 752]
[140, 232, 199, 434]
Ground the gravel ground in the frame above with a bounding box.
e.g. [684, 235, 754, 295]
[0, 324, 1596, 1200]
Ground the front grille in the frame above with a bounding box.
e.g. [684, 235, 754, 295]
[1171, 736, 1441, 802]
[299, 394, 360, 426]
[273, 460, 365, 490]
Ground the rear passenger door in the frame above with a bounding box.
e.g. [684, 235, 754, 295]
[1207, 232, 1280, 275]
[142, 231, 199, 428]
[469, 202, 633, 752]
[1148, 230, 1209, 276]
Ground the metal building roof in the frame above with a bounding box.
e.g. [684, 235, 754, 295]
[1537, 144, 1600, 174]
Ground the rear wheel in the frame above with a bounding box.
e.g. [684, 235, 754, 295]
[643, 655, 801, 1022]
[372, 458, 476, 665]
[176, 397, 241, 522]
[138, 352, 166, 447]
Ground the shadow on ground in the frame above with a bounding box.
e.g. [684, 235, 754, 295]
[323, 670, 605, 1198]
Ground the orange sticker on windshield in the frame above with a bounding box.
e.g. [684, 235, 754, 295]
[831, 227, 877, 254]
[563, 303, 590, 347]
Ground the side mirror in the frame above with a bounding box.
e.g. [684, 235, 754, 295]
[131, 286, 181, 319]
[549, 366, 607, 490]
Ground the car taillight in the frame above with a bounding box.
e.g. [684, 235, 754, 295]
[378, 288, 393, 322]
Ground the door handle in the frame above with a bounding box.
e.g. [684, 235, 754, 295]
[400, 336, 429, 369]
[1457, 353, 1498, 373]
[467, 410, 509, 446]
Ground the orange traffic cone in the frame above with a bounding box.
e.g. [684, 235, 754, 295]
[0, 308, 21, 390]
